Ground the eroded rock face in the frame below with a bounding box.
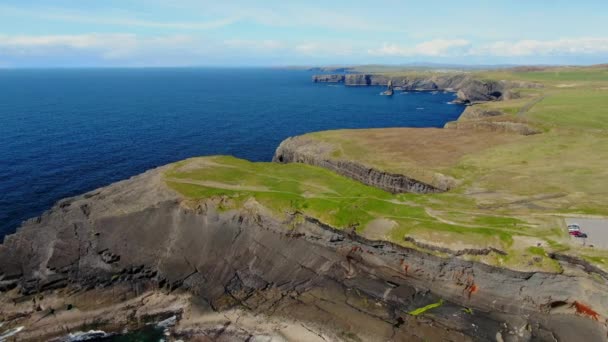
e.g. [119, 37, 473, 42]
[442, 102, 542, 136]
[458, 107, 505, 121]
[312, 73, 542, 104]
[311, 74, 345, 83]
[273, 137, 447, 193]
[1, 166, 607, 341]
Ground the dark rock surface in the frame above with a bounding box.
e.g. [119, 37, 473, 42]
[1, 165, 607, 341]
[311, 74, 345, 83]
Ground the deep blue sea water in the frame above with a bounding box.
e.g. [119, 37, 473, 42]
[0, 68, 463, 239]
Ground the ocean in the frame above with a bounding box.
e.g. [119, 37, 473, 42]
[0, 68, 463, 239]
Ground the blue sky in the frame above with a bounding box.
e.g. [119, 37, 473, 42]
[1, 0, 607, 67]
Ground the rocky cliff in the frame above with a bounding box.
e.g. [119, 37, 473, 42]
[273, 137, 446, 193]
[1, 164, 607, 341]
[290, 73, 545, 192]
[312, 73, 542, 104]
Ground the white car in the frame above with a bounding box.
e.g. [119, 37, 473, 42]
[567, 224, 581, 232]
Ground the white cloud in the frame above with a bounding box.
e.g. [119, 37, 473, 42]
[294, 42, 356, 57]
[0, 33, 199, 60]
[413, 39, 472, 56]
[368, 39, 471, 57]
[0, 34, 133, 58]
[0, 34, 132, 49]
[369, 37, 608, 58]
[471, 38, 608, 56]
[223, 39, 284, 51]
[2, 32, 608, 67]
[222, 40, 357, 59]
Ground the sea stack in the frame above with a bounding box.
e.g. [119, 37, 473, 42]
[382, 79, 394, 96]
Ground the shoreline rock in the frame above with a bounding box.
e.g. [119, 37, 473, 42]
[312, 73, 542, 104]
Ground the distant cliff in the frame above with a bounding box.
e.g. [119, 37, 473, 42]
[312, 73, 542, 104]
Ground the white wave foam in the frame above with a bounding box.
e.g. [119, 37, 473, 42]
[0, 326, 24, 340]
[67, 330, 113, 341]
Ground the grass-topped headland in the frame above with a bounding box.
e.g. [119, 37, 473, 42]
[286, 64, 608, 270]
[164, 65, 608, 272]
[165, 155, 568, 272]
[304, 65, 608, 212]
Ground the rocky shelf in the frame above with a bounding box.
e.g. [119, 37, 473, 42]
[1, 163, 607, 341]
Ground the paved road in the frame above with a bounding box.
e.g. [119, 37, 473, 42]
[565, 218, 608, 249]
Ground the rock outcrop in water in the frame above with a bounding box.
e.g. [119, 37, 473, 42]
[312, 73, 542, 104]
[1, 164, 608, 341]
[381, 79, 394, 96]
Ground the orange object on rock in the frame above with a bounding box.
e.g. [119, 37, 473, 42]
[572, 301, 600, 321]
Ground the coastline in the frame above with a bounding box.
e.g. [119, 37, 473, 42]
[1, 155, 608, 341]
[2, 66, 608, 341]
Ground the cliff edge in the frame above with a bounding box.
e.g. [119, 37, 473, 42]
[312, 73, 542, 104]
[273, 136, 446, 193]
[1, 157, 608, 341]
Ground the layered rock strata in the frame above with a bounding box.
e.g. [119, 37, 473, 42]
[273, 137, 450, 193]
[1, 165, 607, 341]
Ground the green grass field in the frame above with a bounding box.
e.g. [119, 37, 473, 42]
[164, 65, 608, 272]
[165, 155, 565, 271]
[297, 65, 608, 214]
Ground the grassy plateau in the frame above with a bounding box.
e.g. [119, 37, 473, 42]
[165, 65, 608, 273]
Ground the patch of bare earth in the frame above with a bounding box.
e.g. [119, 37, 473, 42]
[362, 218, 397, 240]
[173, 157, 237, 173]
[166, 177, 273, 192]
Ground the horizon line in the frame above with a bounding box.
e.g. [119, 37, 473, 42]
[0, 62, 606, 70]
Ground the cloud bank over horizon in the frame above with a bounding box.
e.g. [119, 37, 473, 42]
[368, 38, 608, 58]
[1, 1, 607, 67]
